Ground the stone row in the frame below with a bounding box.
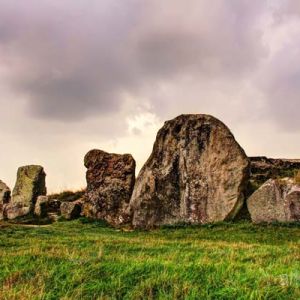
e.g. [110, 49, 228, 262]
[1, 114, 300, 227]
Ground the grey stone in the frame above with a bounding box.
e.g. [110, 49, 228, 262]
[247, 178, 300, 223]
[129, 114, 249, 228]
[34, 196, 49, 218]
[61, 200, 82, 220]
[7, 165, 46, 219]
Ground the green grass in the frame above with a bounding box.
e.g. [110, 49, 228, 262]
[0, 220, 299, 299]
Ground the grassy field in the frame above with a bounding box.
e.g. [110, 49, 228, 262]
[0, 220, 299, 300]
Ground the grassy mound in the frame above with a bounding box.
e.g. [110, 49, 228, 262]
[0, 220, 299, 299]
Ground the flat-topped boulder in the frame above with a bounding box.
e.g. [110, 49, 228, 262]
[247, 178, 300, 223]
[130, 114, 249, 228]
[250, 156, 300, 186]
[0, 180, 11, 220]
[6, 165, 46, 219]
[83, 149, 136, 226]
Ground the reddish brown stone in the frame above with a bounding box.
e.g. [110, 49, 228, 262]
[83, 149, 135, 226]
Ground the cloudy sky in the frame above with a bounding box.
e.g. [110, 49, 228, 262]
[0, 0, 300, 192]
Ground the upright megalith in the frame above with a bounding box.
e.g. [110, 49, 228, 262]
[130, 114, 249, 228]
[83, 149, 136, 226]
[0, 180, 11, 220]
[6, 165, 46, 219]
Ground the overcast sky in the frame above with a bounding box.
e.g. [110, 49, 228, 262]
[0, 0, 300, 192]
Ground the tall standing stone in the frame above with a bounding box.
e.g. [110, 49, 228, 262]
[6, 165, 46, 219]
[83, 149, 136, 226]
[130, 114, 249, 228]
[0, 180, 11, 220]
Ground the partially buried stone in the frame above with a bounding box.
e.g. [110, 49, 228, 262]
[247, 178, 300, 223]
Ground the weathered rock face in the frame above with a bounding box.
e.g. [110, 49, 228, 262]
[0, 181, 11, 220]
[247, 178, 300, 223]
[130, 114, 249, 228]
[250, 157, 300, 186]
[235, 157, 300, 220]
[83, 149, 136, 226]
[47, 199, 61, 214]
[34, 196, 61, 218]
[6, 165, 46, 219]
[61, 200, 82, 220]
[34, 196, 49, 218]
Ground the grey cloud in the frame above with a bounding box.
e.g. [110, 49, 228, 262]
[134, 0, 267, 79]
[2, 0, 300, 192]
[0, 0, 142, 120]
[0, 0, 269, 121]
[274, 0, 300, 19]
[0, 0, 299, 131]
[258, 38, 300, 131]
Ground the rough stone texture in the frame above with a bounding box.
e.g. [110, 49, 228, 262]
[48, 212, 60, 222]
[0, 181, 11, 220]
[235, 157, 300, 221]
[83, 149, 136, 226]
[33, 196, 61, 219]
[130, 114, 249, 228]
[47, 199, 62, 214]
[34, 196, 49, 218]
[5, 203, 31, 220]
[250, 157, 300, 186]
[61, 200, 82, 220]
[6, 165, 46, 219]
[247, 178, 300, 223]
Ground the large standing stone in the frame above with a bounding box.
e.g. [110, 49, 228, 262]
[6, 165, 46, 219]
[130, 114, 249, 228]
[83, 149, 136, 226]
[0, 181, 10, 220]
[247, 178, 300, 223]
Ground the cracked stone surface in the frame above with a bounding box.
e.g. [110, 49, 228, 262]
[247, 178, 300, 223]
[83, 149, 136, 226]
[130, 114, 249, 228]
